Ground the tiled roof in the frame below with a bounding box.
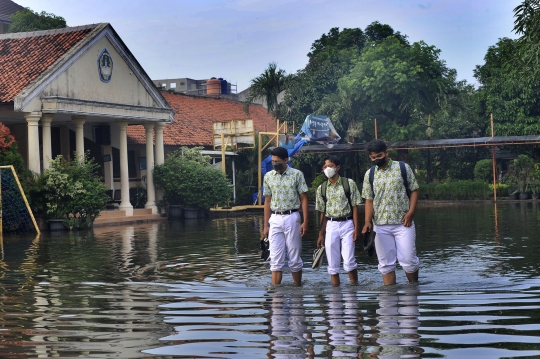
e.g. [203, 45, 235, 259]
[127, 92, 277, 146]
[0, 0, 23, 23]
[0, 25, 95, 102]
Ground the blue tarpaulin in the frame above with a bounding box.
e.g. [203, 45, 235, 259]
[299, 114, 341, 148]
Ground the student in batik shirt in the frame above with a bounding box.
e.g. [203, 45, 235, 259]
[361, 140, 420, 286]
[263, 147, 309, 286]
[315, 155, 361, 286]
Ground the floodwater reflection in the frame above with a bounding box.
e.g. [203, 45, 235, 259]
[1, 203, 540, 358]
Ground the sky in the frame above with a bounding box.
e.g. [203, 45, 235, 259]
[15, 0, 522, 92]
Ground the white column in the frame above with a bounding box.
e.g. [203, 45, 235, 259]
[144, 123, 157, 213]
[117, 120, 133, 216]
[72, 115, 86, 159]
[154, 122, 166, 165]
[41, 114, 54, 170]
[24, 112, 41, 174]
[154, 122, 166, 210]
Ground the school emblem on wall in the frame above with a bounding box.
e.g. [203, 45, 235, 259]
[97, 48, 113, 83]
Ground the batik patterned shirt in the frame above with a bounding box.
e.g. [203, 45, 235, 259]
[361, 159, 419, 225]
[315, 177, 361, 218]
[263, 166, 308, 211]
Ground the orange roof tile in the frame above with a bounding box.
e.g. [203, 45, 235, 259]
[127, 92, 277, 146]
[0, 26, 94, 102]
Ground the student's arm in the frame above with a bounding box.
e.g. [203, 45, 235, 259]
[317, 214, 327, 247]
[402, 190, 418, 227]
[362, 199, 373, 234]
[299, 192, 308, 236]
[263, 195, 272, 238]
[352, 204, 359, 241]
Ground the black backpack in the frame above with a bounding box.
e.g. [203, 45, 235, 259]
[321, 177, 353, 214]
[368, 161, 411, 199]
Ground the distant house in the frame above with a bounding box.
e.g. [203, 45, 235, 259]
[127, 91, 275, 152]
[0, 0, 23, 34]
[0, 23, 173, 216]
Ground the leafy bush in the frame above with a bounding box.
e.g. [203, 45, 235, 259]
[308, 172, 327, 202]
[474, 159, 493, 183]
[42, 154, 109, 228]
[154, 148, 232, 208]
[509, 154, 535, 193]
[420, 180, 492, 200]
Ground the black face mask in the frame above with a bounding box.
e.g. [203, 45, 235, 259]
[273, 163, 284, 171]
[373, 157, 386, 168]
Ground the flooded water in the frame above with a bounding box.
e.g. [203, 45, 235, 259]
[1, 202, 540, 358]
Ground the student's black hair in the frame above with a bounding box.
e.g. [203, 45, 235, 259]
[367, 140, 387, 153]
[322, 155, 340, 167]
[270, 147, 289, 160]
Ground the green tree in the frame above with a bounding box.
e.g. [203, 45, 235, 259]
[244, 62, 289, 121]
[511, 0, 540, 79]
[282, 22, 405, 134]
[9, 8, 66, 33]
[474, 159, 494, 183]
[474, 37, 540, 137]
[337, 37, 457, 142]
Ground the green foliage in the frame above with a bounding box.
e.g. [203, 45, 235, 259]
[474, 38, 540, 136]
[474, 159, 494, 183]
[282, 22, 405, 134]
[508, 154, 535, 192]
[180, 146, 212, 166]
[9, 8, 66, 33]
[337, 37, 457, 141]
[42, 154, 109, 228]
[511, 0, 540, 80]
[154, 148, 232, 208]
[420, 181, 492, 200]
[489, 183, 510, 194]
[307, 173, 327, 202]
[244, 62, 290, 120]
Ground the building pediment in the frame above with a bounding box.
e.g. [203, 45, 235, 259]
[0, 23, 173, 123]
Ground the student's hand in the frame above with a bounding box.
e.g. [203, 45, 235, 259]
[300, 222, 308, 237]
[353, 227, 359, 242]
[264, 226, 270, 239]
[362, 222, 372, 234]
[317, 232, 324, 247]
[402, 212, 414, 227]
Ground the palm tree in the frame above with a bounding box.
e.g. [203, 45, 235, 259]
[244, 62, 289, 120]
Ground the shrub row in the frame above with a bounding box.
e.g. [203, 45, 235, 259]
[419, 180, 492, 200]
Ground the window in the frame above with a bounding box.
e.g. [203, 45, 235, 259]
[112, 148, 137, 178]
[170, 83, 176, 88]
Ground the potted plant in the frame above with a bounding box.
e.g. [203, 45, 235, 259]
[43, 154, 109, 230]
[508, 155, 534, 200]
[154, 147, 232, 219]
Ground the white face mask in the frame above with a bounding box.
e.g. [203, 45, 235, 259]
[324, 167, 337, 178]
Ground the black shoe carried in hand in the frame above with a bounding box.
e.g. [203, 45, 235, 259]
[312, 246, 325, 270]
[260, 237, 270, 261]
[363, 230, 376, 257]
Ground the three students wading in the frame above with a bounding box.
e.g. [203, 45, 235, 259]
[262, 140, 420, 286]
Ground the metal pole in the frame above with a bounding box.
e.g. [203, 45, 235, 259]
[275, 119, 278, 147]
[491, 113, 497, 201]
[232, 157, 236, 203]
[221, 133, 226, 173]
[257, 132, 262, 205]
[374, 118, 378, 139]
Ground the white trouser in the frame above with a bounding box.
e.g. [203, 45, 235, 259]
[325, 219, 357, 275]
[269, 212, 303, 272]
[373, 222, 420, 275]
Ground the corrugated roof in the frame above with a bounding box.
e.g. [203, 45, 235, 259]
[299, 135, 540, 153]
[127, 92, 277, 146]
